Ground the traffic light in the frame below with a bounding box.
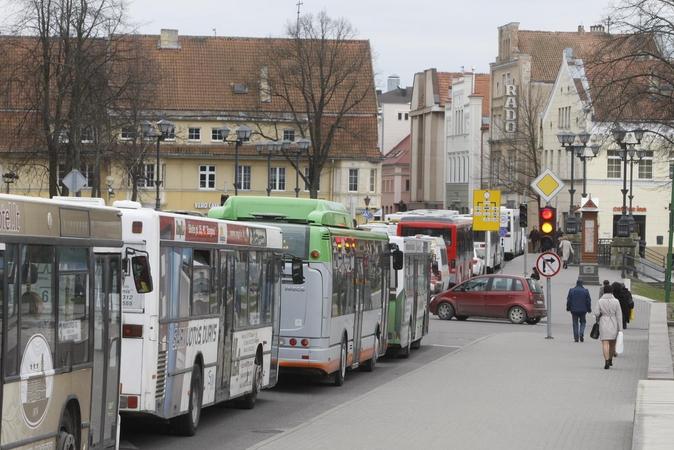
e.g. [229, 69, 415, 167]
[519, 203, 528, 228]
[539, 206, 556, 251]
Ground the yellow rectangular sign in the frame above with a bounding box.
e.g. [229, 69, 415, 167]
[473, 190, 501, 231]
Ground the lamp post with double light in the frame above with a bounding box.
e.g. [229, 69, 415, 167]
[364, 195, 371, 224]
[3, 172, 18, 194]
[219, 125, 253, 196]
[293, 138, 311, 197]
[255, 140, 290, 196]
[575, 143, 600, 199]
[611, 126, 646, 237]
[140, 119, 175, 211]
[556, 130, 591, 233]
[625, 146, 646, 232]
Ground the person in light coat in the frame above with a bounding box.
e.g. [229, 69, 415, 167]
[592, 284, 623, 369]
[558, 236, 574, 269]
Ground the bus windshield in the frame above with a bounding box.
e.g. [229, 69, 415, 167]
[399, 225, 452, 246]
[275, 223, 310, 260]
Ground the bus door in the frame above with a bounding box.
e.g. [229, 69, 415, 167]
[90, 254, 122, 449]
[411, 255, 420, 342]
[351, 256, 364, 366]
[217, 251, 235, 396]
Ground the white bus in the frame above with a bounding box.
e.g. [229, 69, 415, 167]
[386, 236, 431, 356]
[473, 230, 503, 273]
[115, 201, 299, 436]
[0, 195, 150, 450]
[209, 197, 390, 385]
[500, 207, 524, 260]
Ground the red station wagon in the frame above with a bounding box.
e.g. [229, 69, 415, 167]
[429, 274, 546, 324]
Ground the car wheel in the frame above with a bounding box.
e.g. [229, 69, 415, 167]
[455, 315, 469, 321]
[436, 302, 454, 320]
[508, 306, 527, 324]
[526, 317, 541, 325]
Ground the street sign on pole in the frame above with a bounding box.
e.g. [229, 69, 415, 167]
[473, 190, 501, 231]
[62, 169, 87, 194]
[531, 169, 565, 203]
[536, 252, 562, 278]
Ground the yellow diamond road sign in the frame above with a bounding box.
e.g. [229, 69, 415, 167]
[531, 169, 565, 203]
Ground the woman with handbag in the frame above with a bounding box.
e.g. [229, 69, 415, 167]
[592, 284, 623, 369]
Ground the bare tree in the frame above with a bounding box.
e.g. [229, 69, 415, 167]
[0, 0, 132, 198]
[259, 10, 378, 198]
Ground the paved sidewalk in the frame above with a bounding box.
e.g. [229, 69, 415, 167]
[248, 255, 650, 450]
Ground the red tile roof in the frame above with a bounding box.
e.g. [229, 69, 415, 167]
[383, 135, 410, 165]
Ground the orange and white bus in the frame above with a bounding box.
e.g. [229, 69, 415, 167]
[0, 194, 150, 450]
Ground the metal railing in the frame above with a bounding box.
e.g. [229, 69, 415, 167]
[621, 253, 666, 285]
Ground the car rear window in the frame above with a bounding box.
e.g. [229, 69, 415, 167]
[527, 278, 542, 293]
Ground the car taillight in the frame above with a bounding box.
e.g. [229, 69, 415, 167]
[473, 259, 478, 264]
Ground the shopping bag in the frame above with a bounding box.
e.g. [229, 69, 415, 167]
[630, 308, 635, 321]
[590, 321, 600, 339]
[616, 331, 624, 355]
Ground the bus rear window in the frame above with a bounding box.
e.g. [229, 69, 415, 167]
[399, 225, 452, 246]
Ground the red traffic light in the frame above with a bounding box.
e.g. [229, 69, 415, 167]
[541, 208, 554, 221]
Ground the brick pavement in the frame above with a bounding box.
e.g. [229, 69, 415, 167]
[247, 254, 650, 450]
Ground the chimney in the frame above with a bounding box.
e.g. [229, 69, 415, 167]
[578, 25, 585, 34]
[387, 74, 400, 93]
[590, 25, 605, 34]
[158, 29, 181, 49]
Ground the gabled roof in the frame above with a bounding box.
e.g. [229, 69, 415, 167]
[378, 86, 412, 105]
[383, 135, 410, 166]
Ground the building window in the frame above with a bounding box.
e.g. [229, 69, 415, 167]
[237, 166, 251, 190]
[607, 150, 622, 179]
[369, 169, 376, 192]
[405, 179, 410, 191]
[398, 112, 402, 120]
[304, 167, 321, 191]
[188, 128, 201, 141]
[283, 130, 295, 142]
[121, 127, 134, 140]
[212, 128, 225, 142]
[508, 156, 516, 185]
[348, 169, 358, 192]
[270, 167, 286, 191]
[81, 127, 94, 143]
[405, 112, 409, 120]
[58, 164, 95, 188]
[199, 165, 216, 189]
[638, 151, 653, 179]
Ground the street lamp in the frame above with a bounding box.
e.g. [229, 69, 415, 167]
[575, 143, 600, 199]
[557, 130, 591, 234]
[624, 145, 646, 233]
[293, 138, 311, 197]
[255, 140, 289, 196]
[611, 126, 646, 237]
[364, 195, 371, 224]
[219, 125, 253, 196]
[106, 176, 115, 205]
[3, 172, 18, 194]
[140, 119, 175, 211]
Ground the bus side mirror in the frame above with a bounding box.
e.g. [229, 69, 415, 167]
[291, 257, 304, 284]
[392, 250, 403, 271]
[432, 260, 440, 276]
[131, 255, 153, 294]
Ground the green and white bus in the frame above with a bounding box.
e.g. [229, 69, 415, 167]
[386, 236, 432, 357]
[0, 195, 150, 450]
[209, 197, 391, 385]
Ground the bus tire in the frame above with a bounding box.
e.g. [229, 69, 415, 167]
[360, 335, 378, 372]
[171, 366, 202, 436]
[333, 339, 346, 386]
[57, 409, 78, 450]
[397, 323, 411, 358]
[240, 358, 262, 410]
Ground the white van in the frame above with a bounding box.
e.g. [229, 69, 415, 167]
[413, 235, 450, 293]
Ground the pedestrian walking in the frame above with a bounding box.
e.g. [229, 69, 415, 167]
[529, 226, 540, 253]
[598, 279, 610, 299]
[566, 278, 592, 342]
[613, 282, 634, 329]
[558, 236, 574, 269]
[592, 284, 623, 369]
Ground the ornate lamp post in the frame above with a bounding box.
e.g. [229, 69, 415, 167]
[556, 130, 591, 233]
[611, 127, 645, 237]
[3, 172, 18, 194]
[294, 138, 311, 197]
[364, 195, 371, 224]
[140, 119, 175, 211]
[219, 125, 253, 196]
[576, 143, 600, 199]
[625, 146, 646, 232]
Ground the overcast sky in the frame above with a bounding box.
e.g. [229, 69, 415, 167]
[1, 0, 613, 90]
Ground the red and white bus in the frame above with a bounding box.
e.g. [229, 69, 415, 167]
[114, 201, 300, 436]
[397, 215, 473, 285]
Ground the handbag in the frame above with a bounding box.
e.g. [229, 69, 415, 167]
[590, 315, 601, 340]
[616, 331, 624, 355]
[630, 308, 635, 321]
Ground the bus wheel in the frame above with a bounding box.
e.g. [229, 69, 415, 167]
[333, 339, 346, 386]
[57, 410, 77, 450]
[171, 366, 202, 436]
[241, 359, 262, 409]
[397, 324, 411, 358]
[360, 335, 378, 372]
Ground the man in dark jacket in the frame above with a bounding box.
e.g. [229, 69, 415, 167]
[566, 278, 592, 342]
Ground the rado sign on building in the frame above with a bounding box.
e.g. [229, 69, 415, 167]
[505, 85, 517, 133]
